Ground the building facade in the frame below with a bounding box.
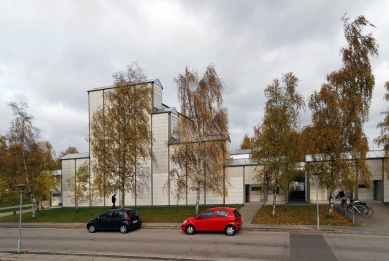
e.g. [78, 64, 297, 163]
[61, 80, 389, 207]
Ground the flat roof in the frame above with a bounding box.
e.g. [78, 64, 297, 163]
[61, 152, 90, 160]
[87, 79, 163, 93]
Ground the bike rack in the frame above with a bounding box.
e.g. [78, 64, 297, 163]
[335, 203, 355, 224]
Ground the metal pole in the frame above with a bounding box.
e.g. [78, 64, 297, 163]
[316, 175, 319, 231]
[18, 190, 22, 253]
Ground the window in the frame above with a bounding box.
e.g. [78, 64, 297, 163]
[216, 210, 228, 217]
[200, 210, 214, 219]
[101, 211, 114, 219]
[251, 187, 261, 191]
[113, 211, 123, 218]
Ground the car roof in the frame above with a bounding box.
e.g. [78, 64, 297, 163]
[206, 207, 235, 211]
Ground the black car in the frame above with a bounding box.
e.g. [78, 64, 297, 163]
[87, 209, 142, 234]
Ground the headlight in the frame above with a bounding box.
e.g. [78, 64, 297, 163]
[182, 220, 187, 224]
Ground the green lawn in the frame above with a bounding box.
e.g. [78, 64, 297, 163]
[0, 205, 242, 223]
[251, 205, 360, 226]
[0, 197, 31, 208]
[0, 204, 358, 226]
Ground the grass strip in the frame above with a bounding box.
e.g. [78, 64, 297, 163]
[0, 198, 32, 208]
[251, 205, 360, 226]
[0, 205, 242, 223]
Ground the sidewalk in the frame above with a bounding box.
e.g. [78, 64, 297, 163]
[0, 205, 33, 218]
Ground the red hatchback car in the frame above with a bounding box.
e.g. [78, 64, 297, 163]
[181, 207, 243, 236]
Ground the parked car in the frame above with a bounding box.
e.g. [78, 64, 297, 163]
[87, 209, 142, 234]
[181, 207, 242, 236]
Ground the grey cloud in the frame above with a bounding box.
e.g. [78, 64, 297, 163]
[0, 0, 388, 154]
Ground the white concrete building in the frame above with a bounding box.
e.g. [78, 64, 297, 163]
[61, 80, 389, 207]
[306, 151, 389, 203]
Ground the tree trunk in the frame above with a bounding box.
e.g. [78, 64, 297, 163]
[121, 181, 125, 210]
[327, 190, 334, 217]
[30, 194, 36, 218]
[195, 181, 201, 215]
[272, 188, 277, 217]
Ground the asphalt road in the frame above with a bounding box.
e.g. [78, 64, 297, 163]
[1, 227, 389, 261]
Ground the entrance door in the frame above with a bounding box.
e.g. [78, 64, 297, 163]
[245, 185, 250, 203]
[289, 182, 305, 202]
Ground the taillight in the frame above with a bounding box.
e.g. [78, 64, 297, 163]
[125, 216, 131, 221]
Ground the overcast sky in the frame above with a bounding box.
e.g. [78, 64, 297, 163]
[1, 0, 388, 157]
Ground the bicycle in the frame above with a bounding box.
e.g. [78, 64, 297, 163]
[346, 199, 374, 218]
[353, 199, 374, 218]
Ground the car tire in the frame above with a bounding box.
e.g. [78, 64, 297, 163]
[225, 225, 236, 236]
[119, 225, 128, 234]
[185, 225, 196, 235]
[88, 225, 96, 233]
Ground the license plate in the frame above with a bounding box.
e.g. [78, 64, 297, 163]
[133, 220, 138, 223]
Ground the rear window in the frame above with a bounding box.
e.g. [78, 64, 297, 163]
[234, 210, 241, 217]
[127, 210, 138, 217]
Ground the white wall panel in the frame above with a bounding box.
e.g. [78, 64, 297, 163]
[245, 166, 260, 185]
[225, 177, 244, 204]
[153, 83, 163, 109]
[384, 167, 389, 203]
[309, 181, 328, 202]
[358, 188, 374, 201]
[367, 159, 383, 180]
[205, 192, 223, 205]
[153, 173, 169, 205]
[152, 114, 169, 174]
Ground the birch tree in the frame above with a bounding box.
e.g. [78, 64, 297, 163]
[169, 64, 230, 215]
[374, 81, 389, 178]
[54, 146, 79, 170]
[66, 161, 89, 212]
[306, 15, 377, 216]
[251, 72, 304, 217]
[90, 63, 155, 209]
[240, 134, 253, 150]
[6, 102, 56, 217]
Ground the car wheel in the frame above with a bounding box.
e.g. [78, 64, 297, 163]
[88, 225, 96, 233]
[119, 225, 128, 234]
[225, 225, 236, 236]
[185, 225, 196, 235]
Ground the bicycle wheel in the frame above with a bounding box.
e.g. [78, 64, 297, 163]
[363, 207, 374, 218]
[345, 206, 354, 217]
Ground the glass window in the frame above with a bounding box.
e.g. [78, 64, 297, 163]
[200, 210, 214, 219]
[101, 211, 114, 219]
[127, 210, 138, 218]
[216, 210, 228, 217]
[113, 211, 123, 218]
